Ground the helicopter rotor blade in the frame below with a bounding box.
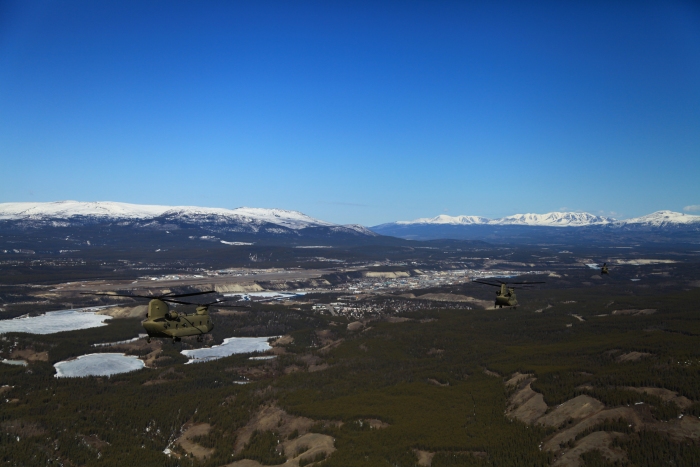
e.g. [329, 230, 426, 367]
[472, 280, 502, 287]
[81, 292, 156, 299]
[507, 281, 545, 285]
[160, 290, 217, 299]
[160, 298, 198, 305]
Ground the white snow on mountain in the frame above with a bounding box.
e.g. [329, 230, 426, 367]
[387, 210, 700, 228]
[341, 224, 380, 236]
[394, 212, 614, 227]
[491, 212, 615, 226]
[0, 201, 166, 220]
[0, 201, 335, 230]
[618, 210, 700, 227]
[397, 214, 491, 225]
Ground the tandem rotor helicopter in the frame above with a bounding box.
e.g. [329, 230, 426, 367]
[82, 290, 247, 343]
[473, 279, 545, 308]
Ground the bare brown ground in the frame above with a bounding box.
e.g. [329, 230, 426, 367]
[415, 449, 435, 466]
[225, 433, 336, 467]
[617, 351, 652, 362]
[347, 321, 364, 331]
[651, 416, 700, 441]
[553, 431, 627, 467]
[317, 339, 343, 355]
[79, 433, 110, 451]
[427, 378, 449, 387]
[482, 368, 500, 377]
[108, 339, 162, 368]
[543, 407, 643, 451]
[308, 363, 330, 372]
[538, 396, 605, 428]
[175, 423, 214, 460]
[624, 387, 694, 409]
[0, 385, 12, 396]
[386, 316, 413, 323]
[502, 369, 700, 465]
[273, 335, 294, 346]
[284, 365, 303, 374]
[233, 404, 316, 453]
[226, 404, 337, 467]
[10, 348, 48, 362]
[611, 309, 657, 316]
[506, 381, 548, 425]
[1, 420, 46, 437]
[505, 372, 531, 387]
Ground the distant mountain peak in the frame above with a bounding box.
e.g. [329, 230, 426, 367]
[0, 201, 363, 234]
[391, 211, 616, 227]
[620, 210, 700, 226]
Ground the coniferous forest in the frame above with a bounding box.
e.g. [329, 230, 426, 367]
[2, 260, 700, 466]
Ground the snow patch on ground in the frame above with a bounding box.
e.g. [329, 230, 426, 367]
[54, 353, 145, 378]
[0, 308, 112, 335]
[181, 337, 276, 364]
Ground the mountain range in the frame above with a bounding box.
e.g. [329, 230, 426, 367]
[1, 202, 698, 248]
[372, 210, 700, 243]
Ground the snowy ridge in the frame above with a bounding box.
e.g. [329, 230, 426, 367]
[397, 214, 491, 225]
[618, 210, 700, 227]
[0, 201, 335, 230]
[394, 212, 614, 227]
[492, 212, 614, 226]
[386, 211, 700, 228]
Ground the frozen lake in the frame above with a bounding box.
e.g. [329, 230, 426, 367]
[0, 308, 112, 335]
[182, 336, 275, 364]
[54, 353, 145, 378]
[2, 359, 27, 366]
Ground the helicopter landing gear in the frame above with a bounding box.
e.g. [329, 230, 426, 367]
[172, 337, 181, 344]
[196, 336, 203, 342]
[147, 337, 151, 344]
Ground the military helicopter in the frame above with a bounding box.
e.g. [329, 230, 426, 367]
[82, 290, 247, 343]
[473, 279, 545, 308]
[601, 263, 609, 275]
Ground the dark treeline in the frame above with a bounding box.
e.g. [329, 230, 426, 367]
[2, 286, 700, 465]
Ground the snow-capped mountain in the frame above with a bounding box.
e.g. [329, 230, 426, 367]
[491, 212, 615, 226]
[372, 210, 700, 242]
[0, 201, 336, 230]
[0, 201, 380, 249]
[390, 211, 615, 227]
[617, 210, 700, 227]
[396, 214, 492, 225]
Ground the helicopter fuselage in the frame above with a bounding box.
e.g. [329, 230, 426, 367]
[142, 299, 214, 341]
[495, 284, 518, 308]
[141, 313, 214, 339]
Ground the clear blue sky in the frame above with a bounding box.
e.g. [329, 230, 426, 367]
[1, 1, 699, 225]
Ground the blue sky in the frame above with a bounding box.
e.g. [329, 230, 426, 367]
[1, 1, 699, 225]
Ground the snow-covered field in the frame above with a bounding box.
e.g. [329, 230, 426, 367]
[54, 353, 145, 378]
[0, 308, 112, 335]
[181, 336, 275, 364]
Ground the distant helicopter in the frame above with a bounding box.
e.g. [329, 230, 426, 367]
[473, 279, 545, 308]
[82, 290, 247, 343]
[601, 263, 609, 275]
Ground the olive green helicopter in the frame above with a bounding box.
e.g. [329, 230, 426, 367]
[601, 263, 609, 275]
[473, 279, 544, 308]
[83, 290, 247, 343]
